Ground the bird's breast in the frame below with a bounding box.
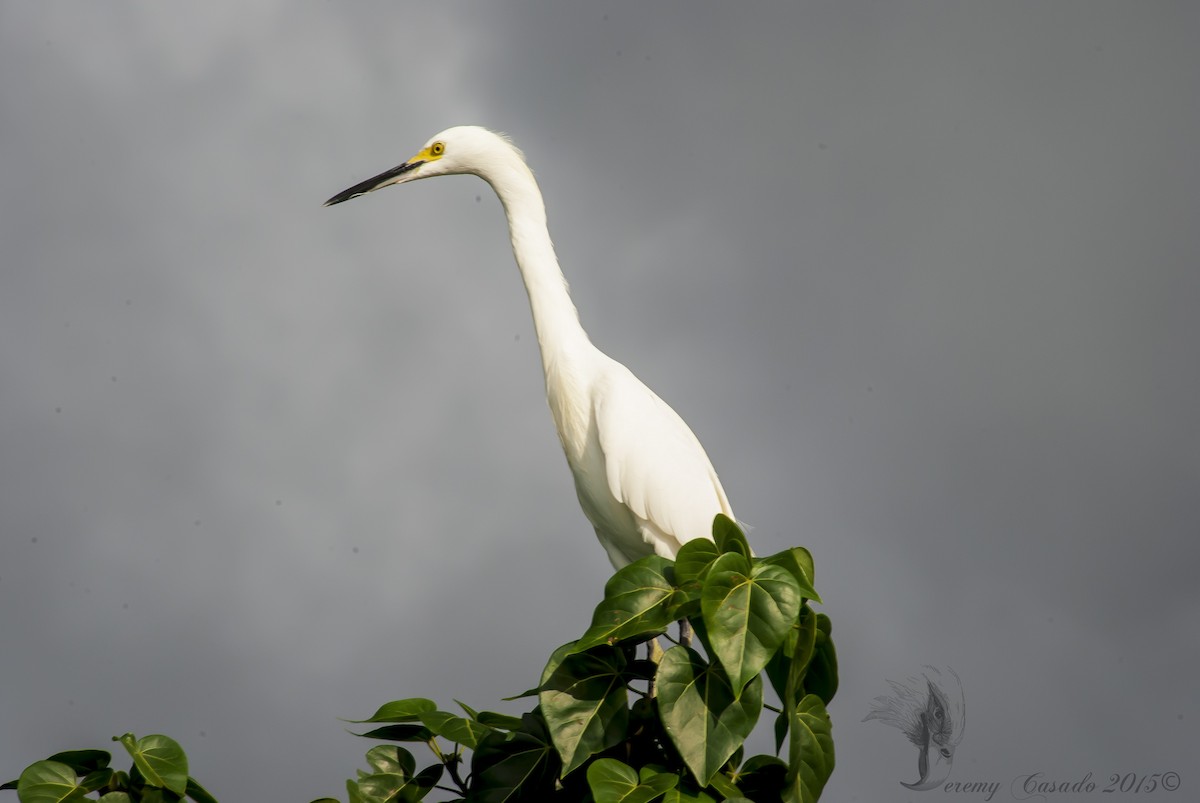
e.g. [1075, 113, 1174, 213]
[543, 356, 640, 545]
[542, 352, 596, 463]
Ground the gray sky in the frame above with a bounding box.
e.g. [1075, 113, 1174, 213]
[2, 3, 1196, 801]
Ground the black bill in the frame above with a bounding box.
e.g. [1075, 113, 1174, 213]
[323, 160, 424, 207]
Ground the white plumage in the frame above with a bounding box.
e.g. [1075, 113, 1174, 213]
[325, 126, 734, 569]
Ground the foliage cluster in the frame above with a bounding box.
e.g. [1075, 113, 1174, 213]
[319, 515, 837, 802]
[2, 733, 215, 803]
[5, 516, 837, 803]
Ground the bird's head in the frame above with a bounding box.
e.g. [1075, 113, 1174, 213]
[324, 126, 524, 207]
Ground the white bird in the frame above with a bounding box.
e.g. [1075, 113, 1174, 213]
[325, 126, 734, 570]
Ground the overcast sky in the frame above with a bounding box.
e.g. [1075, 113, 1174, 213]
[2, 3, 1197, 801]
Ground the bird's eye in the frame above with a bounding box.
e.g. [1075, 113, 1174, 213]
[431, 142, 446, 156]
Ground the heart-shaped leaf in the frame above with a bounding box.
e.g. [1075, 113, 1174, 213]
[540, 644, 631, 775]
[418, 711, 492, 750]
[766, 606, 818, 715]
[786, 695, 835, 803]
[572, 556, 676, 652]
[732, 755, 788, 801]
[96, 792, 132, 803]
[185, 777, 220, 803]
[353, 724, 434, 742]
[470, 712, 559, 803]
[587, 758, 678, 803]
[763, 547, 820, 603]
[656, 646, 763, 786]
[364, 745, 415, 779]
[662, 782, 718, 803]
[115, 734, 188, 797]
[702, 554, 802, 692]
[353, 698, 437, 723]
[78, 770, 113, 795]
[354, 772, 411, 803]
[674, 539, 720, 586]
[712, 515, 751, 560]
[45, 751, 110, 776]
[805, 614, 839, 704]
[704, 769, 744, 800]
[16, 760, 87, 803]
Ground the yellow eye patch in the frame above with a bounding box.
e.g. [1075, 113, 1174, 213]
[411, 141, 446, 163]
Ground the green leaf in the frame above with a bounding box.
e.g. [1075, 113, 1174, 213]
[470, 712, 559, 803]
[626, 658, 658, 683]
[656, 646, 763, 786]
[97, 793, 132, 803]
[343, 747, 440, 803]
[500, 685, 541, 701]
[805, 614, 839, 705]
[137, 789, 180, 803]
[669, 540, 719, 624]
[354, 698, 437, 724]
[16, 760, 88, 803]
[76, 771, 115, 798]
[701, 554, 802, 692]
[765, 628, 796, 709]
[115, 734, 188, 797]
[767, 607, 819, 754]
[667, 595, 702, 627]
[539, 644, 631, 775]
[365, 745, 415, 779]
[733, 755, 788, 802]
[410, 764, 445, 796]
[417, 711, 492, 750]
[763, 547, 820, 603]
[586, 759, 677, 803]
[44, 751, 111, 776]
[473, 711, 525, 731]
[785, 695, 834, 803]
[673, 539, 720, 586]
[572, 556, 677, 653]
[354, 725, 433, 742]
[662, 783, 717, 803]
[767, 606, 817, 712]
[356, 772, 417, 803]
[711, 515, 751, 560]
[357, 769, 441, 803]
[704, 770, 743, 800]
[185, 776, 219, 803]
[773, 710, 790, 756]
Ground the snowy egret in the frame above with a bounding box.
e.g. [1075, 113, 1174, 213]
[325, 126, 734, 569]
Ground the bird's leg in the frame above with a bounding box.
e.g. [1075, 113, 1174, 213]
[646, 637, 665, 698]
[647, 637, 665, 663]
[678, 618, 693, 648]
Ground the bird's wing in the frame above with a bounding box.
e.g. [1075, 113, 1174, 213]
[592, 361, 732, 557]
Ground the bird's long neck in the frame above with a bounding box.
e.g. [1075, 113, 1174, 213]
[483, 159, 594, 374]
